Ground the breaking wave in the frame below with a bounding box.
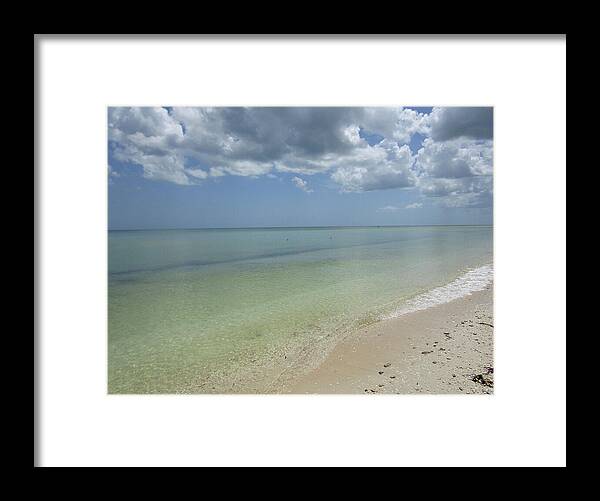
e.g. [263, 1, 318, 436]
[383, 264, 493, 319]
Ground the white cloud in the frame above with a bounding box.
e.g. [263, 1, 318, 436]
[108, 107, 183, 139]
[108, 107, 427, 188]
[185, 168, 208, 180]
[108, 107, 190, 185]
[330, 142, 416, 192]
[209, 160, 273, 178]
[107, 164, 119, 178]
[377, 205, 401, 212]
[418, 176, 493, 208]
[440, 191, 492, 208]
[107, 107, 492, 209]
[359, 107, 429, 144]
[378, 201, 423, 212]
[291, 176, 313, 193]
[415, 138, 492, 179]
[413, 136, 493, 208]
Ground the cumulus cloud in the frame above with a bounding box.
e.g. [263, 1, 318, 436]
[331, 142, 416, 192]
[359, 107, 429, 144]
[291, 176, 313, 193]
[415, 138, 492, 179]
[108, 107, 190, 185]
[418, 176, 493, 208]
[413, 134, 493, 208]
[108, 107, 492, 208]
[108, 107, 426, 187]
[428, 107, 493, 141]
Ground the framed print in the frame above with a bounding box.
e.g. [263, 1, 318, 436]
[35, 35, 566, 467]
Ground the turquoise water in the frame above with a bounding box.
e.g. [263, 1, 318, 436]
[108, 226, 493, 393]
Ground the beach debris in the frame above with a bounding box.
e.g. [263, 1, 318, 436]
[471, 374, 494, 388]
[378, 371, 384, 375]
[383, 363, 391, 368]
[421, 350, 433, 355]
[478, 322, 494, 328]
[484, 366, 494, 374]
[378, 384, 385, 388]
[389, 375, 396, 379]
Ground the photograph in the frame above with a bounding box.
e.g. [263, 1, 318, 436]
[108, 106, 494, 394]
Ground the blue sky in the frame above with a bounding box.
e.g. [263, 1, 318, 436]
[108, 107, 493, 229]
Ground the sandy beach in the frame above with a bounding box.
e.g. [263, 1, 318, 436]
[281, 283, 494, 394]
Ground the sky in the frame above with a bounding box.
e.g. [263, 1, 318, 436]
[108, 107, 493, 229]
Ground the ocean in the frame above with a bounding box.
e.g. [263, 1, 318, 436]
[108, 225, 493, 393]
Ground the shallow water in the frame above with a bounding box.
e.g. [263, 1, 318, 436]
[108, 226, 493, 393]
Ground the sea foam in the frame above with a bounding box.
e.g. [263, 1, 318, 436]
[382, 264, 493, 320]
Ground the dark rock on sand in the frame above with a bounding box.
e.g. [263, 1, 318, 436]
[471, 374, 494, 388]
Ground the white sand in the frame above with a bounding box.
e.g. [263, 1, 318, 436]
[280, 284, 494, 394]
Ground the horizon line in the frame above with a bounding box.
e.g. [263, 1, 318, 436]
[108, 223, 493, 232]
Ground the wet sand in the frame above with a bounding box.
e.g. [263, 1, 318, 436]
[281, 284, 493, 394]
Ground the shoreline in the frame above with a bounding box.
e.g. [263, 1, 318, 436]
[279, 283, 494, 394]
[109, 266, 494, 395]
